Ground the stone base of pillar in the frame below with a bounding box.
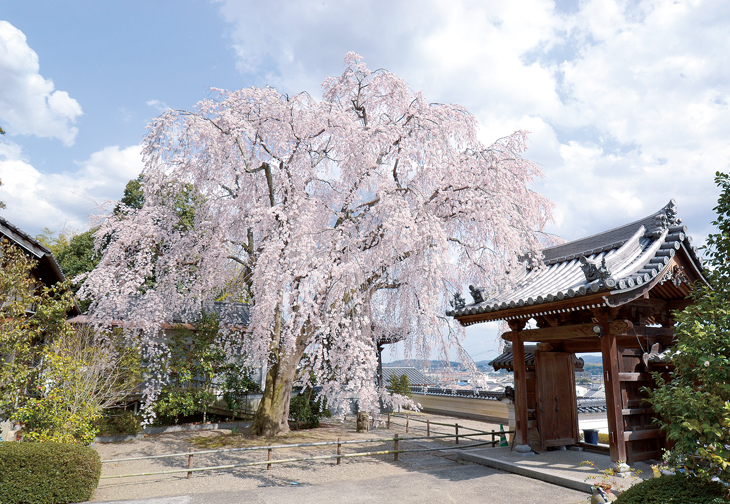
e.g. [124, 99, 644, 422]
[514, 444, 533, 455]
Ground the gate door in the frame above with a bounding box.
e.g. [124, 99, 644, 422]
[535, 351, 579, 449]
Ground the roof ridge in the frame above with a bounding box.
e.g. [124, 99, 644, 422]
[541, 204, 667, 256]
[0, 214, 53, 257]
[539, 200, 677, 264]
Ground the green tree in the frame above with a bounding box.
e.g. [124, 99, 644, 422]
[114, 175, 145, 215]
[152, 312, 255, 424]
[386, 373, 412, 398]
[56, 230, 101, 280]
[35, 227, 71, 257]
[0, 242, 76, 418]
[0, 241, 138, 444]
[648, 171, 730, 485]
[36, 227, 101, 313]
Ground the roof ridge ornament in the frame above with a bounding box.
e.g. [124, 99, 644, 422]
[579, 255, 613, 284]
[469, 285, 485, 304]
[450, 292, 465, 310]
[646, 199, 682, 238]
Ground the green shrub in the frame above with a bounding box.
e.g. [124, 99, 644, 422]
[289, 390, 331, 429]
[96, 410, 141, 436]
[0, 442, 101, 504]
[615, 474, 726, 504]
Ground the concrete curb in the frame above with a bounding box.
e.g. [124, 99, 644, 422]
[456, 451, 594, 494]
[95, 421, 252, 443]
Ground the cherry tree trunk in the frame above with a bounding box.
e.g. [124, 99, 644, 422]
[252, 352, 301, 436]
[251, 307, 309, 437]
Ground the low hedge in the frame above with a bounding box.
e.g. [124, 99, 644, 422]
[615, 474, 727, 504]
[0, 442, 101, 504]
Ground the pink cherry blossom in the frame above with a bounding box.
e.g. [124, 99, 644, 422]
[80, 53, 554, 434]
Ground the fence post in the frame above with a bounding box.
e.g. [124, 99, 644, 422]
[387, 412, 390, 429]
[267, 448, 272, 470]
[491, 429, 496, 447]
[406, 415, 409, 434]
[337, 437, 341, 465]
[455, 423, 459, 445]
[427, 419, 430, 437]
[187, 448, 194, 479]
[394, 433, 399, 462]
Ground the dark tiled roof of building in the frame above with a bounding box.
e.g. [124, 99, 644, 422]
[489, 346, 584, 371]
[381, 366, 434, 386]
[0, 215, 67, 286]
[489, 345, 538, 370]
[447, 200, 706, 322]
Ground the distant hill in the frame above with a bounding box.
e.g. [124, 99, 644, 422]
[474, 360, 495, 371]
[382, 359, 495, 372]
[382, 359, 465, 370]
[579, 354, 603, 364]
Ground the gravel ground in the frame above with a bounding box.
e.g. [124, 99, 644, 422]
[92, 413, 582, 503]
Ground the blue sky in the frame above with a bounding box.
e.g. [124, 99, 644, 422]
[1, 0, 729, 363]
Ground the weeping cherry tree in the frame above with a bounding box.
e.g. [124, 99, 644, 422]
[80, 53, 554, 436]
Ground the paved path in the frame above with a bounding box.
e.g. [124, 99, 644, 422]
[94, 462, 588, 504]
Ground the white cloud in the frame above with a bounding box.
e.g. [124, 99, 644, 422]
[146, 99, 170, 112]
[216, 0, 729, 241]
[216, 0, 730, 360]
[0, 142, 143, 235]
[0, 21, 83, 145]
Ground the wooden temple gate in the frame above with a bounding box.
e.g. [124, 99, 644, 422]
[448, 200, 708, 463]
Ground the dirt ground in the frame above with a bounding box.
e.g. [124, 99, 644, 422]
[92, 412, 510, 502]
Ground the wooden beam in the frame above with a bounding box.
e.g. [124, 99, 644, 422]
[624, 298, 667, 311]
[502, 320, 633, 343]
[630, 450, 663, 462]
[623, 429, 662, 442]
[602, 329, 626, 462]
[619, 372, 653, 382]
[512, 335, 529, 447]
[561, 340, 602, 353]
[622, 408, 651, 416]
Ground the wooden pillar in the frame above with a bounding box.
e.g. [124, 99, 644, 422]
[601, 327, 626, 462]
[512, 334, 529, 448]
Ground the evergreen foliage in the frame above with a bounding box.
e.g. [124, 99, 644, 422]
[386, 373, 412, 398]
[56, 229, 101, 280]
[152, 312, 258, 424]
[0, 242, 138, 444]
[615, 474, 726, 504]
[648, 172, 730, 484]
[289, 389, 331, 429]
[0, 442, 101, 504]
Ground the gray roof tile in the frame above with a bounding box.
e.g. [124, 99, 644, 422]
[448, 200, 705, 321]
[381, 367, 434, 386]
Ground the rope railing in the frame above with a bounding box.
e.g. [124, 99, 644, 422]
[100, 422, 514, 480]
[100, 438, 499, 479]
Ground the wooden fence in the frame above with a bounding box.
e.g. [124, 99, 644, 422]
[100, 417, 513, 480]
